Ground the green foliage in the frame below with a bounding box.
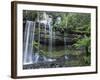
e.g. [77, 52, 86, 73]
[23, 10, 91, 67]
[83, 56, 91, 64]
[23, 11, 91, 34]
[67, 13, 91, 32]
[52, 13, 70, 33]
[32, 41, 39, 49]
[60, 14, 68, 28]
[33, 41, 48, 55]
[23, 10, 37, 21]
[74, 35, 90, 48]
[73, 35, 90, 56]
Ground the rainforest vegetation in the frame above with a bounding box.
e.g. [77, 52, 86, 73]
[23, 10, 91, 69]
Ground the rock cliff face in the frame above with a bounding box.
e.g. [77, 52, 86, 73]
[32, 22, 77, 46]
[23, 20, 74, 65]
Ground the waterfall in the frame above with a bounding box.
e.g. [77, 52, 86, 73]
[44, 23, 47, 44]
[48, 18, 52, 57]
[32, 19, 47, 63]
[34, 22, 41, 63]
[53, 30, 56, 53]
[64, 34, 66, 52]
[23, 21, 35, 65]
[64, 35, 68, 59]
[23, 12, 57, 65]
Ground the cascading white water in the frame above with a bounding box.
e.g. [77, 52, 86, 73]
[64, 34, 68, 59]
[52, 30, 56, 60]
[32, 12, 48, 63]
[64, 35, 67, 53]
[34, 22, 41, 63]
[23, 13, 58, 65]
[48, 18, 52, 57]
[44, 23, 47, 42]
[23, 21, 35, 65]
